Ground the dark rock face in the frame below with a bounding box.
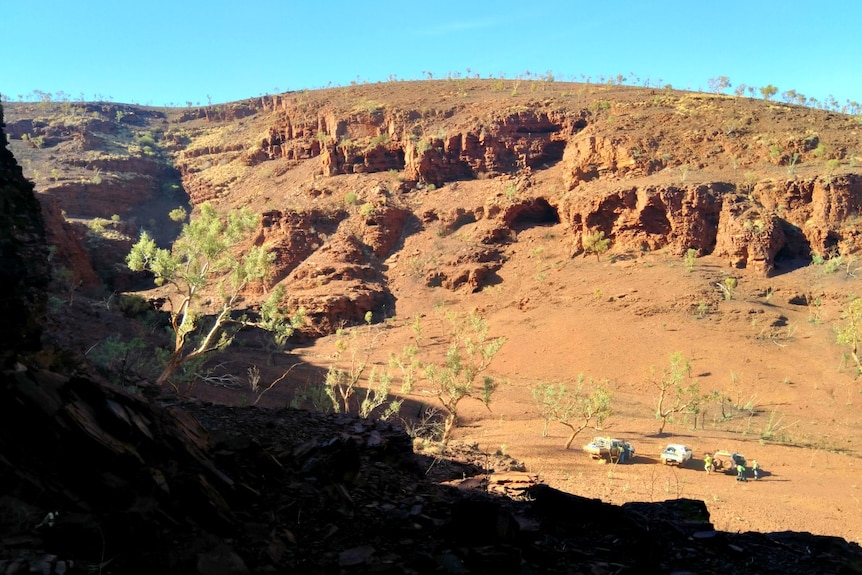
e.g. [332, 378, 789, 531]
[0, 103, 49, 367]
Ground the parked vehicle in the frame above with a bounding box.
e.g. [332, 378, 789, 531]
[583, 437, 635, 463]
[660, 444, 693, 465]
[711, 450, 746, 474]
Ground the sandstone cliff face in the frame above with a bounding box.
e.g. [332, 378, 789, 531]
[7, 82, 862, 334]
[39, 195, 101, 288]
[175, 94, 862, 335]
[557, 175, 862, 274]
[257, 208, 347, 284]
[241, 95, 860, 284]
[562, 126, 647, 186]
[283, 233, 393, 335]
[556, 123, 862, 273]
[251, 104, 584, 187]
[561, 183, 725, 256]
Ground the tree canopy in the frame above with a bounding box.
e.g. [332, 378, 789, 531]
[127, 202, 299, 386]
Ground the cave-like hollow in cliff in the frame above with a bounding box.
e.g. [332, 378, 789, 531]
[509, 197, 561, 231]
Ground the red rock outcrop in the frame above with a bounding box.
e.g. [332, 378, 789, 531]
[253, 106, 585, 187]
[41, 175, 158, 219]
[559, 172, 861, 274]
[562, 183, 726, 256]
[713, 200, 786, 275]
[425, 245, 505, 292]
[754, 174, 862, 256]
[280, 234, 392, 335]
[562, 127, 643, 187]
[256, 208, 347, 285]
[38, 195, 101, 289]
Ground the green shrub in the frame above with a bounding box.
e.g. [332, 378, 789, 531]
[589, 99, 612, 113]
[137, 133, 157, 148]
[837, 297, 862, 374]
[87, 218, 109, 235]
[717, 277, 737, 300]
[344, 191, 358, 205]
[369, 133, 391, 147]
[531, 376, 613, 448]
[684, 248, 698, 272]
[88, 334, 149, 387]
[116, 294, 151, 317]
[504, 184, 517, 201]
[582, 230, 611, 260]
[169, 207, 187, 222]
[768, 144, 783, 160]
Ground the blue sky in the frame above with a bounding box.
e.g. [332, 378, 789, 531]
[3, 1, 861, 107]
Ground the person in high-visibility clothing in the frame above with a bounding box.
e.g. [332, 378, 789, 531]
[704, 453, 713, 474]
[736, 463, 747, 482]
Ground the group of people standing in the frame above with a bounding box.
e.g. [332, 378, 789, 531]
[703, 453, 761, 481]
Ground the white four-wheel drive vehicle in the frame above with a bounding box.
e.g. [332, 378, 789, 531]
[660, 444, 693, 465]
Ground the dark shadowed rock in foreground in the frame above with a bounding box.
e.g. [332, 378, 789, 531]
[0, 103, 49, 367]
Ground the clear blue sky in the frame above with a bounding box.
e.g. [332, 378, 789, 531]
[3, 0, 861, 107]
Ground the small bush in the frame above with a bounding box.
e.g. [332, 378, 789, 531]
[137, 133, 157, 148]
[87, 218, 109, 235]
[368, 133, 391, 147]
[589, 99, 612, 113]
[416, 139, 433, 154]
[715, 277, 737, 300]
[812, 143, 827, 158]
[116, 294, 151, 317]
[88, 334, 149, 387]
[582, 231, 611, 260]
[344, 191, 358, 206]
[684, 248, 698, 272]
[359, 202, 376, 218]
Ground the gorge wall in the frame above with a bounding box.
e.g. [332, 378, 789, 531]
[6, 82, 861, 331]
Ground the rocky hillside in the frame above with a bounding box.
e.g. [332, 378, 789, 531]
[6, 80, 862, 332]
[4, 84, 862, 573]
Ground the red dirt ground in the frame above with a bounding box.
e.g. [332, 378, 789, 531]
[191, 202, 862, 545]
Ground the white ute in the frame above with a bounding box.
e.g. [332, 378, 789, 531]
[660, 444, 693, 465]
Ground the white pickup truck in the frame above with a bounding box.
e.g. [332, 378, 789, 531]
[660, 444, 693, 465]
